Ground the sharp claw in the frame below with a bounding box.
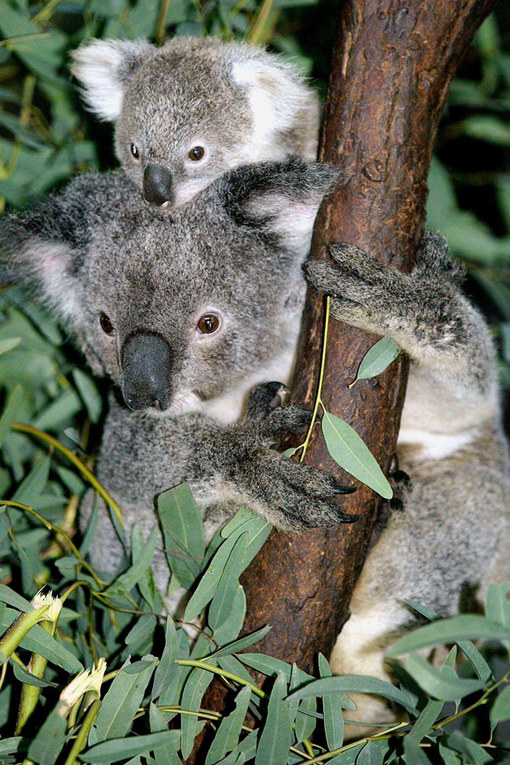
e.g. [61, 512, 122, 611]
[332, 484, 357, 495]
[335, 512, 359, 524]
[389, 469, 410, 484]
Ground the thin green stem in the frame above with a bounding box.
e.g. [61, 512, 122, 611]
[63, 699, 101, 765]
[155, 0, 171, 44]
[33, 0, 63, 23]
[435, 667, 510, 730]
[175, 659, 266, 698]
[135, 705, 311, 759]
[0, 33, 50, 47]
[15, 620, 54, 734]
[304, 721, 409, 764]
[12, 422, 124, 528]
[247, 0, 275, 44]
[300, 296, 331, 462]
[0, 605, 51, 662]
[2, 500, 104, 588]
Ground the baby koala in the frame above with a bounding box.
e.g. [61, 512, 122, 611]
[71, 36, 320, 208]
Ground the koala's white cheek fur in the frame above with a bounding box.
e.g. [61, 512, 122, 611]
[201, 320, 302, 424]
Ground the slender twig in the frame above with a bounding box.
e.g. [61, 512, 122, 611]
[63, 699, 101, 765]
[155, 0, 171, 45]
[2, 500, 104, 587]
[299, 297, 331, 462]
[247, 0, 275, 45]
[176, 659, 266, 698]
[12, 423, 124, 528]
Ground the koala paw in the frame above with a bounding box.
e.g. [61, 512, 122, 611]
[245, 452, 358, 531]
[413, 232, 466, 285]
[304, 243, 409, 335]
[222, 403, 357, 531]
[246, 381, 289, 422]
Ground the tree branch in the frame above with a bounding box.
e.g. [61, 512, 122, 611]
[193, 0, 495, 756]
[240, 0, 495, 670]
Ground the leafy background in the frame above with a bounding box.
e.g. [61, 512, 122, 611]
[0, 0, 509, 763]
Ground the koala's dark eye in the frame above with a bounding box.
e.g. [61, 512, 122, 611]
[197, 313, 220, 334]
[188, 146, 205, 161]
[130, 143, 140, 161]
[100, 313, 116, 336]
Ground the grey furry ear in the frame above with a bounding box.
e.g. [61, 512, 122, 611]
[0, 173, 116, 324]
[220, 157, 340, 257]
[71, 39, 154, 121]
[0, 204, 84, 325]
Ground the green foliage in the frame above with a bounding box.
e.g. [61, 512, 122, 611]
[0, 1, 509, 763]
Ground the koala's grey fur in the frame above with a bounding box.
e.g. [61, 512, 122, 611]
[71, 37, 320, 207]
[306, 234, 510, 734]
[1, 158, 356, 595]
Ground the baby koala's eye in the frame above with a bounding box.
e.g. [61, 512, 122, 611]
[188, 146, 205, 161]
[100, 313, 116, 336]
[130, 143, 140, 161]
[197, 313, 220, 334]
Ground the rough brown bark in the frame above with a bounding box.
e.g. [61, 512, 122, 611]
[191, 0, 495, 755]
[238, 0, 495, 672]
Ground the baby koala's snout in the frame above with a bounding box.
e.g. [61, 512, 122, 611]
[121, 331, 173, 411]
[143, 164, 174, 207]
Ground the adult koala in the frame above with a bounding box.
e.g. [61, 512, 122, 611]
[71, 37, 320, 208]
[3, 158, 510, 734]
[0, 158, 356, 588]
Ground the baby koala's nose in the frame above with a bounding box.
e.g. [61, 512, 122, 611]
[143, 164, 174, 207]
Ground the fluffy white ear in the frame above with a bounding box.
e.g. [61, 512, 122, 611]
[71, 39, 153, 121]
[232, 56, 318, 156]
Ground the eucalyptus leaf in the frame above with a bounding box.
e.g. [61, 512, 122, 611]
[0, 737, 22, 756]
[0, 338, 21, 356]
[318, 653, 345, 750]
[286, 674, 418, 715]
[402, 737, 432, 764]
[405, 654, 483, 701]
[181, 666, 215, 759]
[81, 732, 181, 763]
[27, 708, 67, 764]
[490, 683, 510, 729]
[408, 697, 444, 742]
[205, 686, 251, 764]
[158, 483, 205, 589]
[152, 616, 178, 701]
[255, 672, 293, 765]
[90, 656, 157, 744]
[356, 739, 389, 764]
[102, 526, 158, 598]
[446, 730, 494, 764]
[351, 337, 401, 385]
[387, 614, 510, 656]
[0, 384, 24, 448]
[321, 409, 393, 499]
[12, 659, 55, 687]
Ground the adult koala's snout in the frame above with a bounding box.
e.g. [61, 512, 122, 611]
[121, 332, 173, 411]
[143, 164, 174, 207]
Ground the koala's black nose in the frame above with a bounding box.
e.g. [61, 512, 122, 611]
[121, 332, 173, 411]
[143, 164, 174, 207]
